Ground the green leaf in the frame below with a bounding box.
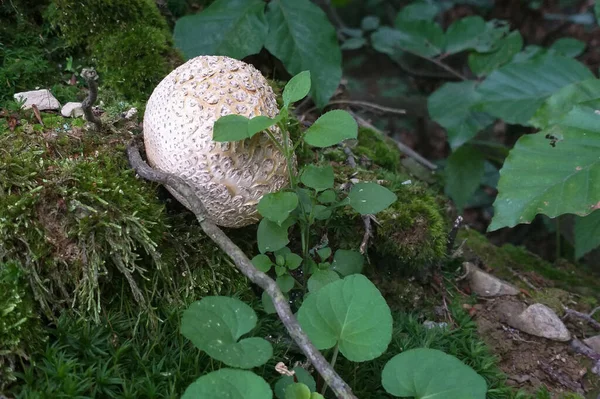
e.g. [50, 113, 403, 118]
[261, 291, 277, 314]
[348, 182, 397, 215]
[574, 210, 600, 259]
[395, 2, 440, 23]
[275, 265, 287, 276]
[275, 368, 316, 399]
[251, 254, 273, 273]
[257, 219, 289, 253]
[248, 115, 280, 136]
[489, 106, 600, 231]
[265, 0, 342, 109]
[213, 115, 251, 142]
[258, 192, 299, 225]
[285, 253, 303, 270]
[428, 81, 494, 149]
[174, 0, 267, 60]
[444, 145, 485, 212]
[317, 190, 336, 204]
[283, 71, 311, 107]
[549, 37, 586, 58]
[341, 37, 367, 50]
[301, 164, 334, 192]
[285, 383, 311, 399]
[444, 16, 488, 54]
[303, 110, 358, 148]
[276, 274, 295, 293]
[182, 369, 272, 399]
[307, 269, 340, 292]
[476, 53, 594, 125]
[372, 22, 444, 58]
[361, 16, 380, 31]
[316, 247, 332, 260]
[181, 297, 273, 368]
[314, 205, 332, 221]
[298, 274, 392, 361]
[468, 30, 523, 76]
[331, 249, 364, 276]
[381, 348, 487, 399]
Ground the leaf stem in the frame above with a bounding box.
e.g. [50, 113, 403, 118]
[321, 344, 340, 396]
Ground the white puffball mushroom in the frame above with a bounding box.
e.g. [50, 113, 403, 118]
[143, 55, 296, 228]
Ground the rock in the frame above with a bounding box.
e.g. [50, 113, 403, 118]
[61, 102, 84, 118]
[583, 335, 600, 353]
[465, 262, 520, 297]
[508, 303, 571, 342]
[14, 89, 60, 111]
[123, 107, 137, 119]
[423, 321, 448, 329]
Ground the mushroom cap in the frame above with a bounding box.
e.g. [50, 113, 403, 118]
[143, 55, 295, 228]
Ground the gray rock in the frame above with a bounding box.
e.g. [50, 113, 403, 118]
[123, 107, 138, 119]
[61, 102, 84, 118]
[423, 321, 448, 330]
[508, 303, 571, 342]
[465, 262, 520, 297]
[14, 89, 60, 111]
[583, 335, 600, 353]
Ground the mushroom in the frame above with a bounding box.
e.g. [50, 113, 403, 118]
[143, 55, 296, 228]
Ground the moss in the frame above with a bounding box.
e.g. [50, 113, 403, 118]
[353, 127, 401, 171]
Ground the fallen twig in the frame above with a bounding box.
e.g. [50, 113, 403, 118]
[307, 100, 406, 116]
[506, 266, 538, 292]
[563, 307, 600, 331]
[360, 215, 373, 254]
[127, 143, 357, 399]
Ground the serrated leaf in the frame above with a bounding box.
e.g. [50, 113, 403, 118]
[265, 0, 342, 109]
[574, 210, 600, 259]
[301, 164, 334, 192]
[381, 348, 487, 399]
[549, 37, 586, 58]
[348, 182, 397, 215]
[395, 2, 439, 23]
[257, 219, 289, 253]
[468, 30, 523, 76]
[361, 16, 380, 31]
[303, 110, 358, 147]
[331, 249, 364, 276]
[476, 53, 594, 125]
[258, 192, 299, 225]
[181, 297, 273, 369]
[174, 0, 267, 60]
[307, 269, 340, 292]
[489, 106, 600, 231]
[444, 145, 485, 212]
[428, 81, 494, 149]
[276, 274, 295, 293]
[251, 254, 273, 273]
[285, 253, 303, 270]
[283, 71, 311, 107]
[182, 369, 272, 399]
[275, 368, 316, 399]
[298, 274, 392, 361]
[341, 37, 367, 50]
[261, 291, 277, 314]
[372, 23, 444, 58]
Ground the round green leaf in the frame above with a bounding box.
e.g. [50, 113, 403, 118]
[298, 274, 393, 361]
[381, 348, 487, 399]
[316, 247, 331, 261]
[301, 164, 334, 192]
[361, 16, 380, 31]
[285, 383, 311, 399]
[348, 182, 397, 215]
[257, 218, 290, 253]
[181, 297, 273, 369]
[307, 269, 340, 292]
[341, 37, 367, 50]
[303, 110, 358, 148]
[182, 369, 272, 399]
[331, 249, 364, 276]
[283, 71, 311, 107]
[258, 192, 299, 225]
[251, 254, 273, 273]
[284, 253, 303, 270]
[276, 274, 295, 293]
[317, 189, 336, 204]
[274, 368, 316, 399]
[313, 205, 332, 220]
[549, 37, 586, 58]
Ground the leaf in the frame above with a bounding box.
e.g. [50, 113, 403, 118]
[285, 383, 311, 399]
[489, 106, 600, 231]
[275, 368, 316, 399]
[265, 0, 342, 109]
[317, 189, 336, 204]
[549, 37, 586, 58]
[316, 247, 332, 260]
[476, 53, 594, 125]
[372, 23, 444, 58]
[301, 164, 334, 192]
[331, 249, 364, 276]
[213, 115, 251, 142]
[303, 110, 358, 148]
[285, 253, 303, 270]
[381, 348, 487, 399]
[258, 192, 299, 225]
[307, 269, 340, 292]
[261, 291, 277, 314]
[174, 0, 267, 60]
[574, 210, 600, 259]
[248, 115, 280, 136]
[257, 219, 289, 253]
[348, 182, 397, 215]
[361, 16, 380, 31]
[428, 81, 494, 149]
[468, 30, 523, 76]
[341, 37, 367, 50]
[298, 274, 393, 361]
[395, 2, 440, 23]
[283, 71, 311, 107]
[251, 254, 273, 273]
[444, 16, 488, 54]
[181, 297, 273, 368]
[276, 274, 295, 293]
[182, 369, 272, 399]
[444, 145, 485, 212]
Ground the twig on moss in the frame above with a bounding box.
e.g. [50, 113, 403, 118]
[81, 68, 102, 129]
[360, 215, 373, 254]
[127, 143, 358, 399]
[307, 100, 406, 116]
[563, 307, 600, 331]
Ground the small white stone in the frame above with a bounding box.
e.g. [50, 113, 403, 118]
[465, 262, 520, 297]
[124, 107, 138, 119]
[14, 89, 60, 111]
[61, 102, 84, 118]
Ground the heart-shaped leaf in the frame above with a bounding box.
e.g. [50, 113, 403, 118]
[257, 218, 290, 253]
[258, 192, 299, 225]
[301, 164, 334, 192]
[381, 348, 487, 399]
[303, 110, 358, 148]
[276, 274, 295, 293]
[298, 274, 393, 361]
[285, 383, 311, 399]
[182, 369, 272, 399]
[285, 252, 303, 270]
[251, 254, 273, 273]
[331, 249, 364, 276]
[348, 182, 397, 214]
[181, 296, 273, 368]
[307, 269, 340, 292]
[283, 71, 311, 107]
[275, 368, 316, 399]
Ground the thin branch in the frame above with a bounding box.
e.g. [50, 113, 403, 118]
[127, 143, 358, 399]
[563, 307, 600, 331]
[446, 216, 463, 254]
[360, 215, 373, 254]
[307, 100, 406, 116]
[348, 110, 438, 171]
[426, 55, 469, 81]
[81, 68, 102, 129]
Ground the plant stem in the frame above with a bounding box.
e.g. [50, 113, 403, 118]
[321, 344, 340, 396]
